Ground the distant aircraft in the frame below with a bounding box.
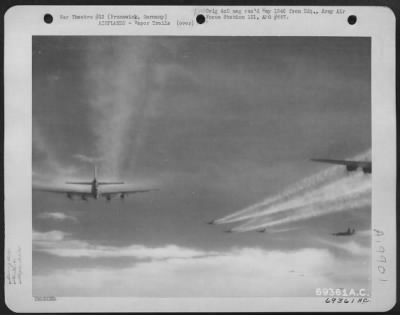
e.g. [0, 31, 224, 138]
[288, 270, 305, 277]
[331, 228, 356, 236]
[33, 164, 157, 201]
[311, 158, 371, 174]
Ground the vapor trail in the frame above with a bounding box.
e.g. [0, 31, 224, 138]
[231, 187, 371, 232]
[85, 39, 153, 178]
[268, 226, 303, 234]
[217, 171, 368, 224]
[214, 150, 371, 224]
[73, 154, 103, 164]
[214, 165, 343, 224]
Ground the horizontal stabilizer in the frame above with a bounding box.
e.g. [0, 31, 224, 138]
[66, 182, 93, 185]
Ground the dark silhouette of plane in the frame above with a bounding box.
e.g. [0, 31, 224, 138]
[332, 228, 355, 236]
[311, 158, 371, 174]
[257, 228, 267, 233]
[34, 163, 157, 201]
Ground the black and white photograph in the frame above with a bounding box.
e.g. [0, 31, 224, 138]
[32, 36, 372, 297]
[4, 5, 396, 312]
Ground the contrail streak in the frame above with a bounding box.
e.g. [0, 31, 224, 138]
[73, 154, 103, 164]
[214, 165, 343, 224]
[217, 171, 368, 224]
[85, 39, 152, 178]
[231, 187, 371, 232]
[214, 150, 371, 224]
[268, 226, 303, 234]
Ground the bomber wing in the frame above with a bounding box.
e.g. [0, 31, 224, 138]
[311, 158, 371, 173]
[100, 187, 158, 200]
[33, 186, 91, 198]
[311, 159, 370, 167]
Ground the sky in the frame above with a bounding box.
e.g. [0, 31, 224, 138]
[32, 36, 371, 297]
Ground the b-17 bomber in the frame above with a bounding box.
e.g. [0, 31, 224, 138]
[33, 163, 157, 202]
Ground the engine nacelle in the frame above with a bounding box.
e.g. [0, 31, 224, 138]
[67, 193, 73, 200]
[346, 165, 357, 172]
[106, 195, 111, 201]
[81, 195, 87, 201]
[120, 193, 125, 199]
[362, 166, 371, 174]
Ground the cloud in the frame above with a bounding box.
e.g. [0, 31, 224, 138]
[36, 242, 215, 260]
[33, 230, 217, 259]
[312, 229, 371, 258]
[316, 238, 371, 256]
[33, 231, 370, 297]
[33, 246, 370, 297]
[37, 212, 79, 223]
[33, 230, 69, 242]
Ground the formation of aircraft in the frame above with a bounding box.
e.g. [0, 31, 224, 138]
[311, 158, 371, 174]
[33, 164, 157, 201]
[331, 228, 356, 236]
